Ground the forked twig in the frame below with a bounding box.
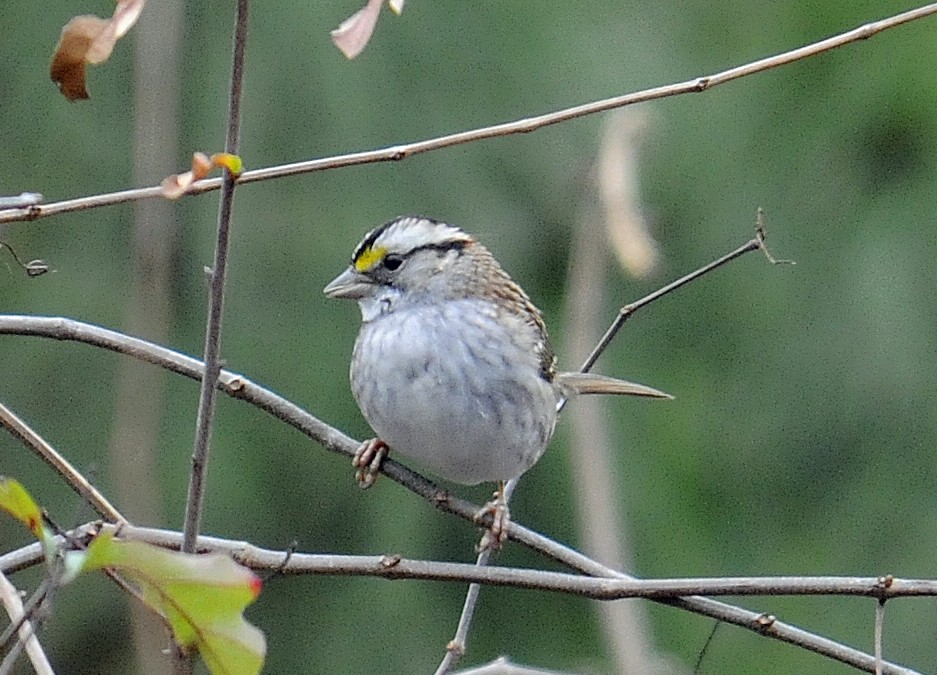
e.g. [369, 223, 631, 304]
[578, 211, 790, 381]
[439, 219, 789, 672]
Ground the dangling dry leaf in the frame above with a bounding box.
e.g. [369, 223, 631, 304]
[332, 0, 403, 59]
[50, 0, 146, 101]
[161, 152, 244, 199]
[161, 153, 213, 199]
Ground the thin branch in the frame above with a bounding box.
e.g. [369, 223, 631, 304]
[1, 3, 935, 226]
[434, 547, 495, 675]
[0, 401, 126, 524]
[182, 0, 249, 555]
[0, 241, 49, 278]
[0, 318, 920, 674]
[5, 524, 937, 602]
[0, 571, 54, 675]
[577, 225, 771, 378]
[0, 525, 927, 675]
[0, 193, 42, 211]
[876, 599, 886, 675]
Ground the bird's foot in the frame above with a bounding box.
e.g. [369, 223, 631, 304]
[353, 438, 389, 489]
[474, 483, 509, 551]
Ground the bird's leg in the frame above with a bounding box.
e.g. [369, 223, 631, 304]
[474, 481, 510, 551]
[353, 438, 389, 489]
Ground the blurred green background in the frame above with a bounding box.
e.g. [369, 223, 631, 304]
[3, 1, 937, 673]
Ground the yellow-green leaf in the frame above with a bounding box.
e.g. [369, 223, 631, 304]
[0, 476, 50, 543]
[84, 533, 265, 675]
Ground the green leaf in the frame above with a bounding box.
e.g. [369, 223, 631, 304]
[0, 476, 54, 551]
[83, 533, 265, 675]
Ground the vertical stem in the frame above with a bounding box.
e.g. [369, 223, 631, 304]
[181, 0, 249, 555]
[175, 4, 248, 674]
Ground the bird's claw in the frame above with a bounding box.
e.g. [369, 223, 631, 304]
[353, 438, 388, 489]
[474, 485, 510, 551]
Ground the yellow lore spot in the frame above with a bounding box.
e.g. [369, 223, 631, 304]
[354, 246, 387, 272]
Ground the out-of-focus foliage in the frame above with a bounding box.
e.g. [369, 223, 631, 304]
[3, 1, 937, 673]
[49, 0, 146, 101]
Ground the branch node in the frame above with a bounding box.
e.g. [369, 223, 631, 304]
[445, 640, 465, 657]
[753, 613, 777, 633]
[225, 375, 247, 394]
[380, 554, 402, 569]
[875, 574, 895, 600]
[754, 208, 795, 266]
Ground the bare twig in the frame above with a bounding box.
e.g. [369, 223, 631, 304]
[434, 543, 496, 675]
[576, 226, 769, 380]
[0, 241, 48, 278]
[176, 3, 249, 674]
[876, 599, 886, 675]
[0, 193, 42, 211]
[0, 571, 54, 675]
[1, 3, 935, 226]
[0, 401, 126, 524]
[6, 524, 937, 603]
[0, 524, 928, 674]
[182, 0, 249, 555]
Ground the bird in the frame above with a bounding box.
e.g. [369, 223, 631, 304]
[323, 215, 671, 548]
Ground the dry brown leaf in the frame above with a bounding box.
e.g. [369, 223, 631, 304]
[50, 0, 146, 101]
[160, 152, 243, 200]
[161, 153, 212, 200]
[331, 0, 388, 59]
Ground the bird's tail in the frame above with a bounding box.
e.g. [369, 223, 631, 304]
[556, 372, 673, 399]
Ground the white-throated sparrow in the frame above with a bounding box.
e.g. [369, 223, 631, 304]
[324, 216, 670, 546]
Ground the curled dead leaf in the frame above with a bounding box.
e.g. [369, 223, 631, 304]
[160, 152, 244, 200]
[332, 0, 403, 59]
[161, 153, 212, 200]
[50, 0, 146, 101]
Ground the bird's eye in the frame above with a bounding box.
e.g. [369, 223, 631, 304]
[383, 254, 403, 271]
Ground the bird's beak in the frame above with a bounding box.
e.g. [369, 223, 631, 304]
[323, 267, 372, 300]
